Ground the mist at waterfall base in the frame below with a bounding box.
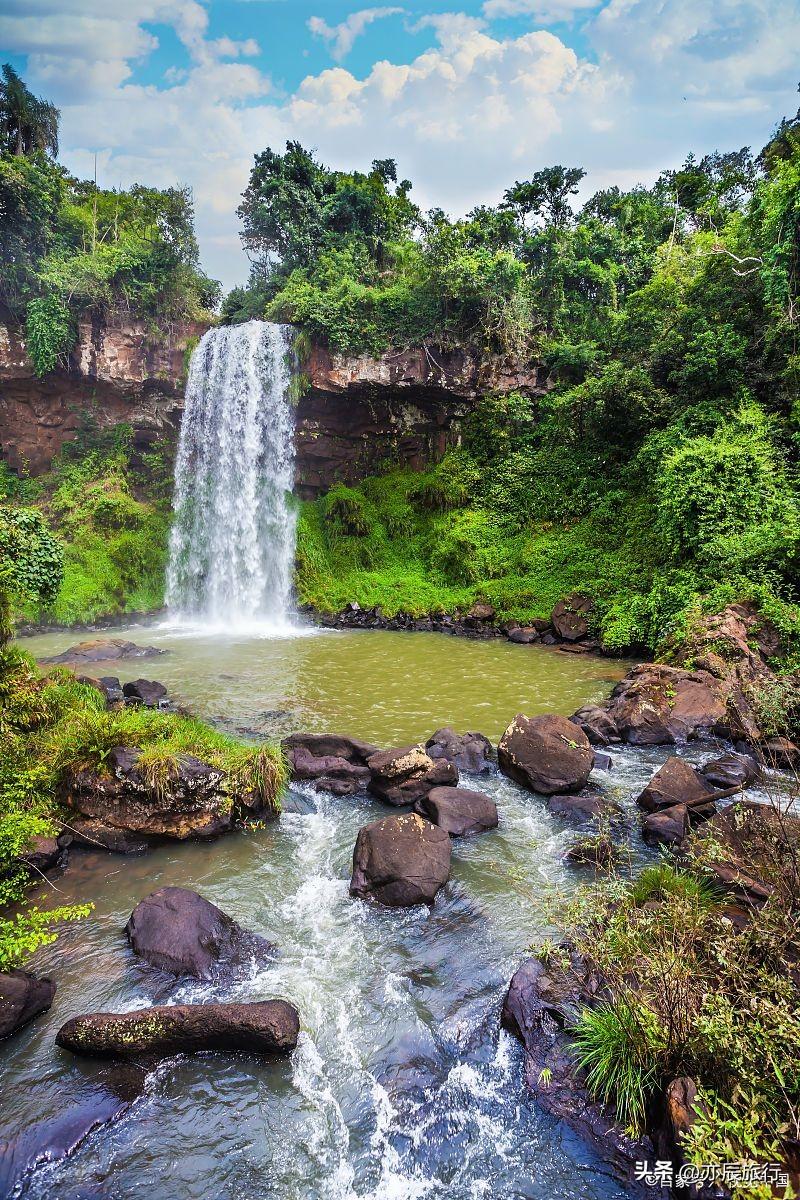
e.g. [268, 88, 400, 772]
[165, 320, 307, 638]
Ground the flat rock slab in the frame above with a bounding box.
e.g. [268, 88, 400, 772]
[126, 887, 274, 979]
[414, 786, 498, 836]
[56, 1000, 300, 1059]
[42, 639, 165, 665]
[350, 813, 451, 906]
[0, 971, 56, 1040]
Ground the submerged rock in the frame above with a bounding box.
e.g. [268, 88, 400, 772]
[0, 970, 56, 1040]
[425, 727, 494, 774]
[282, 731, 377, 795]
[498, 713, 593, 795]
[18, 832, 72, 874]
[367, 745, 457, 806]
[63, 746, 233, 841]
[42, 639, 165, 666]
[414, 785, 498, 836]
[125, 886, 274, 979]
[546, 790, 623, 825]
[56, 1000, 299, 1059]
[350, 813, 451, 906]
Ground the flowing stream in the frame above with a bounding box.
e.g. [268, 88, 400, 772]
[165, 320, 297, 632]
[4, 625, 705, 1200]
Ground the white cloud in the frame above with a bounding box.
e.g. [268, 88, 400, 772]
[483, 0, 600, 20]
[7, 0, 800, 291]
[308, 7, 404, 62]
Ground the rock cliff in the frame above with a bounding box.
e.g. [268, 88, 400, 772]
[0, 315, 547, 493]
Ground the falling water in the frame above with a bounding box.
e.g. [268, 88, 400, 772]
[166, 320, 297, 631]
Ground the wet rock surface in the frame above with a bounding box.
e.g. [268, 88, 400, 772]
[122, 679, 169, 708]
[366, 745, 458, 806]
[350, 813, 451, 906]
[498, 713, 593, 795]
[56, 1000, 300, 1060]
[636, 757, 715, 813]
[547, 790, 623, 825]
[41, 639, 165, 666]
[282, 731, 378, 795]
[414, 786, 498, 836]
[424, 727, 494, 774]
[125, 886, 274, 980]
[0, 971, 56, 1041]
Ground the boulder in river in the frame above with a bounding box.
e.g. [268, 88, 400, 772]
[0, 971, 56, 1040]
[501, 954, 656, 1190]
[18, 831, 72, 875]
[63, 746, 232, 841]
[565, 834, 617, 868]
[550, 595, 593, 642]
[414, 786, 498, 836]
[282, 732, 378, 795]
[498, 713, 593, 795]
[547, 790, 623, 825]
[507, 627, 540, 644]
[698, 752, 759, 790]
[350, 813, 451, 906]
[42, 639, 165, 666]
[603, 664, 729, 745]
[77, 675, 125, 706]
[56, 1000, 299, 1060]
[642, 804, 689, 847]
[569, 705, 621, 746]
[425, 727, 494, 774]
[125, 886, 274, 979]
[636, 757, 715, 813]
[122, 679, 169, 708]
[367, 745, 457, 806]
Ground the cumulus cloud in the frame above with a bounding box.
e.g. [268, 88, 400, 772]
[7, 0, 800, 290]
[308, 7, 404, 62]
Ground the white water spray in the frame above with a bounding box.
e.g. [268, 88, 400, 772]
[165, 320, 297, 632]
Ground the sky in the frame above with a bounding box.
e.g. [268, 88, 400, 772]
[2, 0, 799, 292]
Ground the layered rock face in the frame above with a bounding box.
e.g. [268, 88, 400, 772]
[0, 310, 206, 474]
[295, 343, 548, 498]
[0, 313, 547, 492]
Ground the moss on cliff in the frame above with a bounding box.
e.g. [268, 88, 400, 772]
[2, 423, 173, 626]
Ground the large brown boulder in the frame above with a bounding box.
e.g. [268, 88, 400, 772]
[125, 887, 274, 979]
[62, 746, 233, 841]
[282, 732, 378, 795]
[122, 679, 168, 708]
[414, 786, 498, 836]
[0, 971, 56, 1040]
[551, 595, 593, 642]
[642, 804, 689, 847]
[498, 714, 593, 795]
[56, 1000, 299, 1060]
[699, 752, 759, 790]
[604, 664, 730, 745]
[350, 813, 451, 906]
[367, 745, 457, 806]
[636, 758, 714, 813]
[425, 728, 494, 774]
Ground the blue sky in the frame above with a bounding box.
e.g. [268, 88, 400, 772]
[2, 1, 799, 290]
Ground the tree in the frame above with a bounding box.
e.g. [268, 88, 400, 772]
[0, 507, 63, 644]
[503, 165, 586, 230]
[0, 64, 59, 157]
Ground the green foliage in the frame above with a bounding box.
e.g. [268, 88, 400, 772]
[0, 505, 63, 643]
[25, 292, 73, 375]
[573, 1000, 665, 1132]
[0, 63, 59, 158]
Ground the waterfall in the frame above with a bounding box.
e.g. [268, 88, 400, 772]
[165, 320, 297, 632]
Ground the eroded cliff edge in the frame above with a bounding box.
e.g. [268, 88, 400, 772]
[0, 314, 547, 495]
